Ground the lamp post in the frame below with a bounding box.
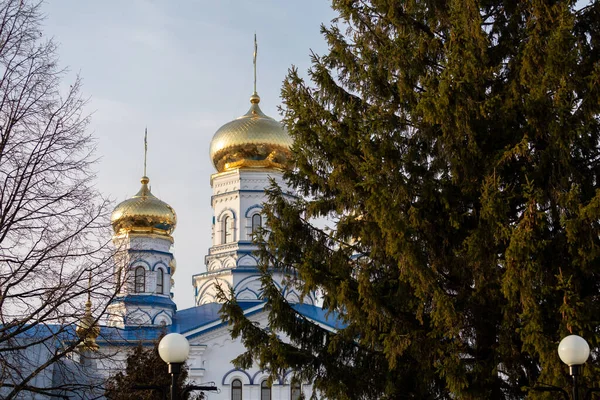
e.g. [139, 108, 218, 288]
[558, 335, 590, 400]
[531, 335, 600, 400]
[132, 333, 218, 399]
[158, 333, 190, 400]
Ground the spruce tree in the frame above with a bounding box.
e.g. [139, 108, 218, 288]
[220, 0, 600, 399]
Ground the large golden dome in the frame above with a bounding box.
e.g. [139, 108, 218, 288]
[111, 176, 177, 237]
[209, 93, 292, 172]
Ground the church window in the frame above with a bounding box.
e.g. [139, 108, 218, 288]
[231, 378, 242, 400]
[291, 382, 301, 400]
[251, 213, 262, 235]
[134, 267, 145, 293]
[222, 215, 232, 244]
[115, 267, 122, 290]
[156, 269, 164, 294]
[260, 380, 271, 400]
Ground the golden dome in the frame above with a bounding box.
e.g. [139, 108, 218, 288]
[76, 298, 100, 351]
[209, 93, 292, 172]
[111, 176, 177, 237]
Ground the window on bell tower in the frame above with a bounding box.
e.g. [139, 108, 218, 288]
[251, 213, 262, 235]
[156, 269, 164, 294]
[115, 266, 122, 291]
[134, 267, 145, 293]
[222, 215, 232, 244]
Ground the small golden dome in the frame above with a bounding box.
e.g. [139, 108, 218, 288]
[209, 94, 292, 172]
[111, 176, 177, 236]
[76, 299, 100, 352]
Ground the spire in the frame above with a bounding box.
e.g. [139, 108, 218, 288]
[87, 270, 92, 306]
[253, 33, 257, 95]
[76, 270, 100, 352]
[143, 127, 148, 178]
[250, 33, 260, 104]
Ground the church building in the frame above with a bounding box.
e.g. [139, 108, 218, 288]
[87, 46, 340, 400]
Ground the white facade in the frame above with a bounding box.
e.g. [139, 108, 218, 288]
[184, 311, 315, 400]
[12, 92, 337, 399]
[107, 233, 176, 328]
[193, 168, 311, 307]
[97, 164, 322, 399]
[94, 160, 330, 399]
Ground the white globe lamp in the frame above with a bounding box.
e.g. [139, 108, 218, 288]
[557, 334, 591, 400]
[158, 333, 190, 400]
[159, 333, 190, 364]
[558, 335, 590, 368]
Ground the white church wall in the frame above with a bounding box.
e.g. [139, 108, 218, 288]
[210, 169, 289, 249]
[193, 267, 314, 306]
[185, 311, 315, 400]
[111, 235, 175, 298]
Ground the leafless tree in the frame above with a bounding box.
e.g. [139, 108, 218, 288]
[0, 0, 118, 398]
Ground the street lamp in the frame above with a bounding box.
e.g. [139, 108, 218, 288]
[558, 335, 590, 400]
[158, 333, 190, 400]
[531, 335, 600, 400]
[132, 333, 218, 399]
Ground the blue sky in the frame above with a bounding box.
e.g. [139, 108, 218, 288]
[41, 0, 337, 310]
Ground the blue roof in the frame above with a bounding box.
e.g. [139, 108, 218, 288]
[1, 323, 77, 341]
[110, 295, 176, 309]
[173, 301, 263, 333]
[97, 325, 169, 345]
[292, 303, 347, 330]
[173, 301, 344, 334]
[0, 322, 167, 347]
[3, 302, 344, 346]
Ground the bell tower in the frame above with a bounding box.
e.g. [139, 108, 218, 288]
[193, 36, 313, 307]
[107, 132, 178, 328]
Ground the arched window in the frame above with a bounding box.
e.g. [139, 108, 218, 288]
[134, 267, 145, 293]
[260, 380, 271, 400]
[156, 269, 164, 294]
[251, 213, 262, 235]
[231, 378, 242, 400]
[291, 382, 301, 400]
[222, 215, 231, 244]
[115, 267, 122, 290]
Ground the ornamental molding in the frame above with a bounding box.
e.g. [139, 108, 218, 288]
[206, 255, 235, 271]
[208, 243, 239, 253]
[213, 195, 240, 204]
[240, 193, 263, 200]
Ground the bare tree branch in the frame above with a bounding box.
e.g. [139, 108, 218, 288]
[0, 1, 119, 398]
